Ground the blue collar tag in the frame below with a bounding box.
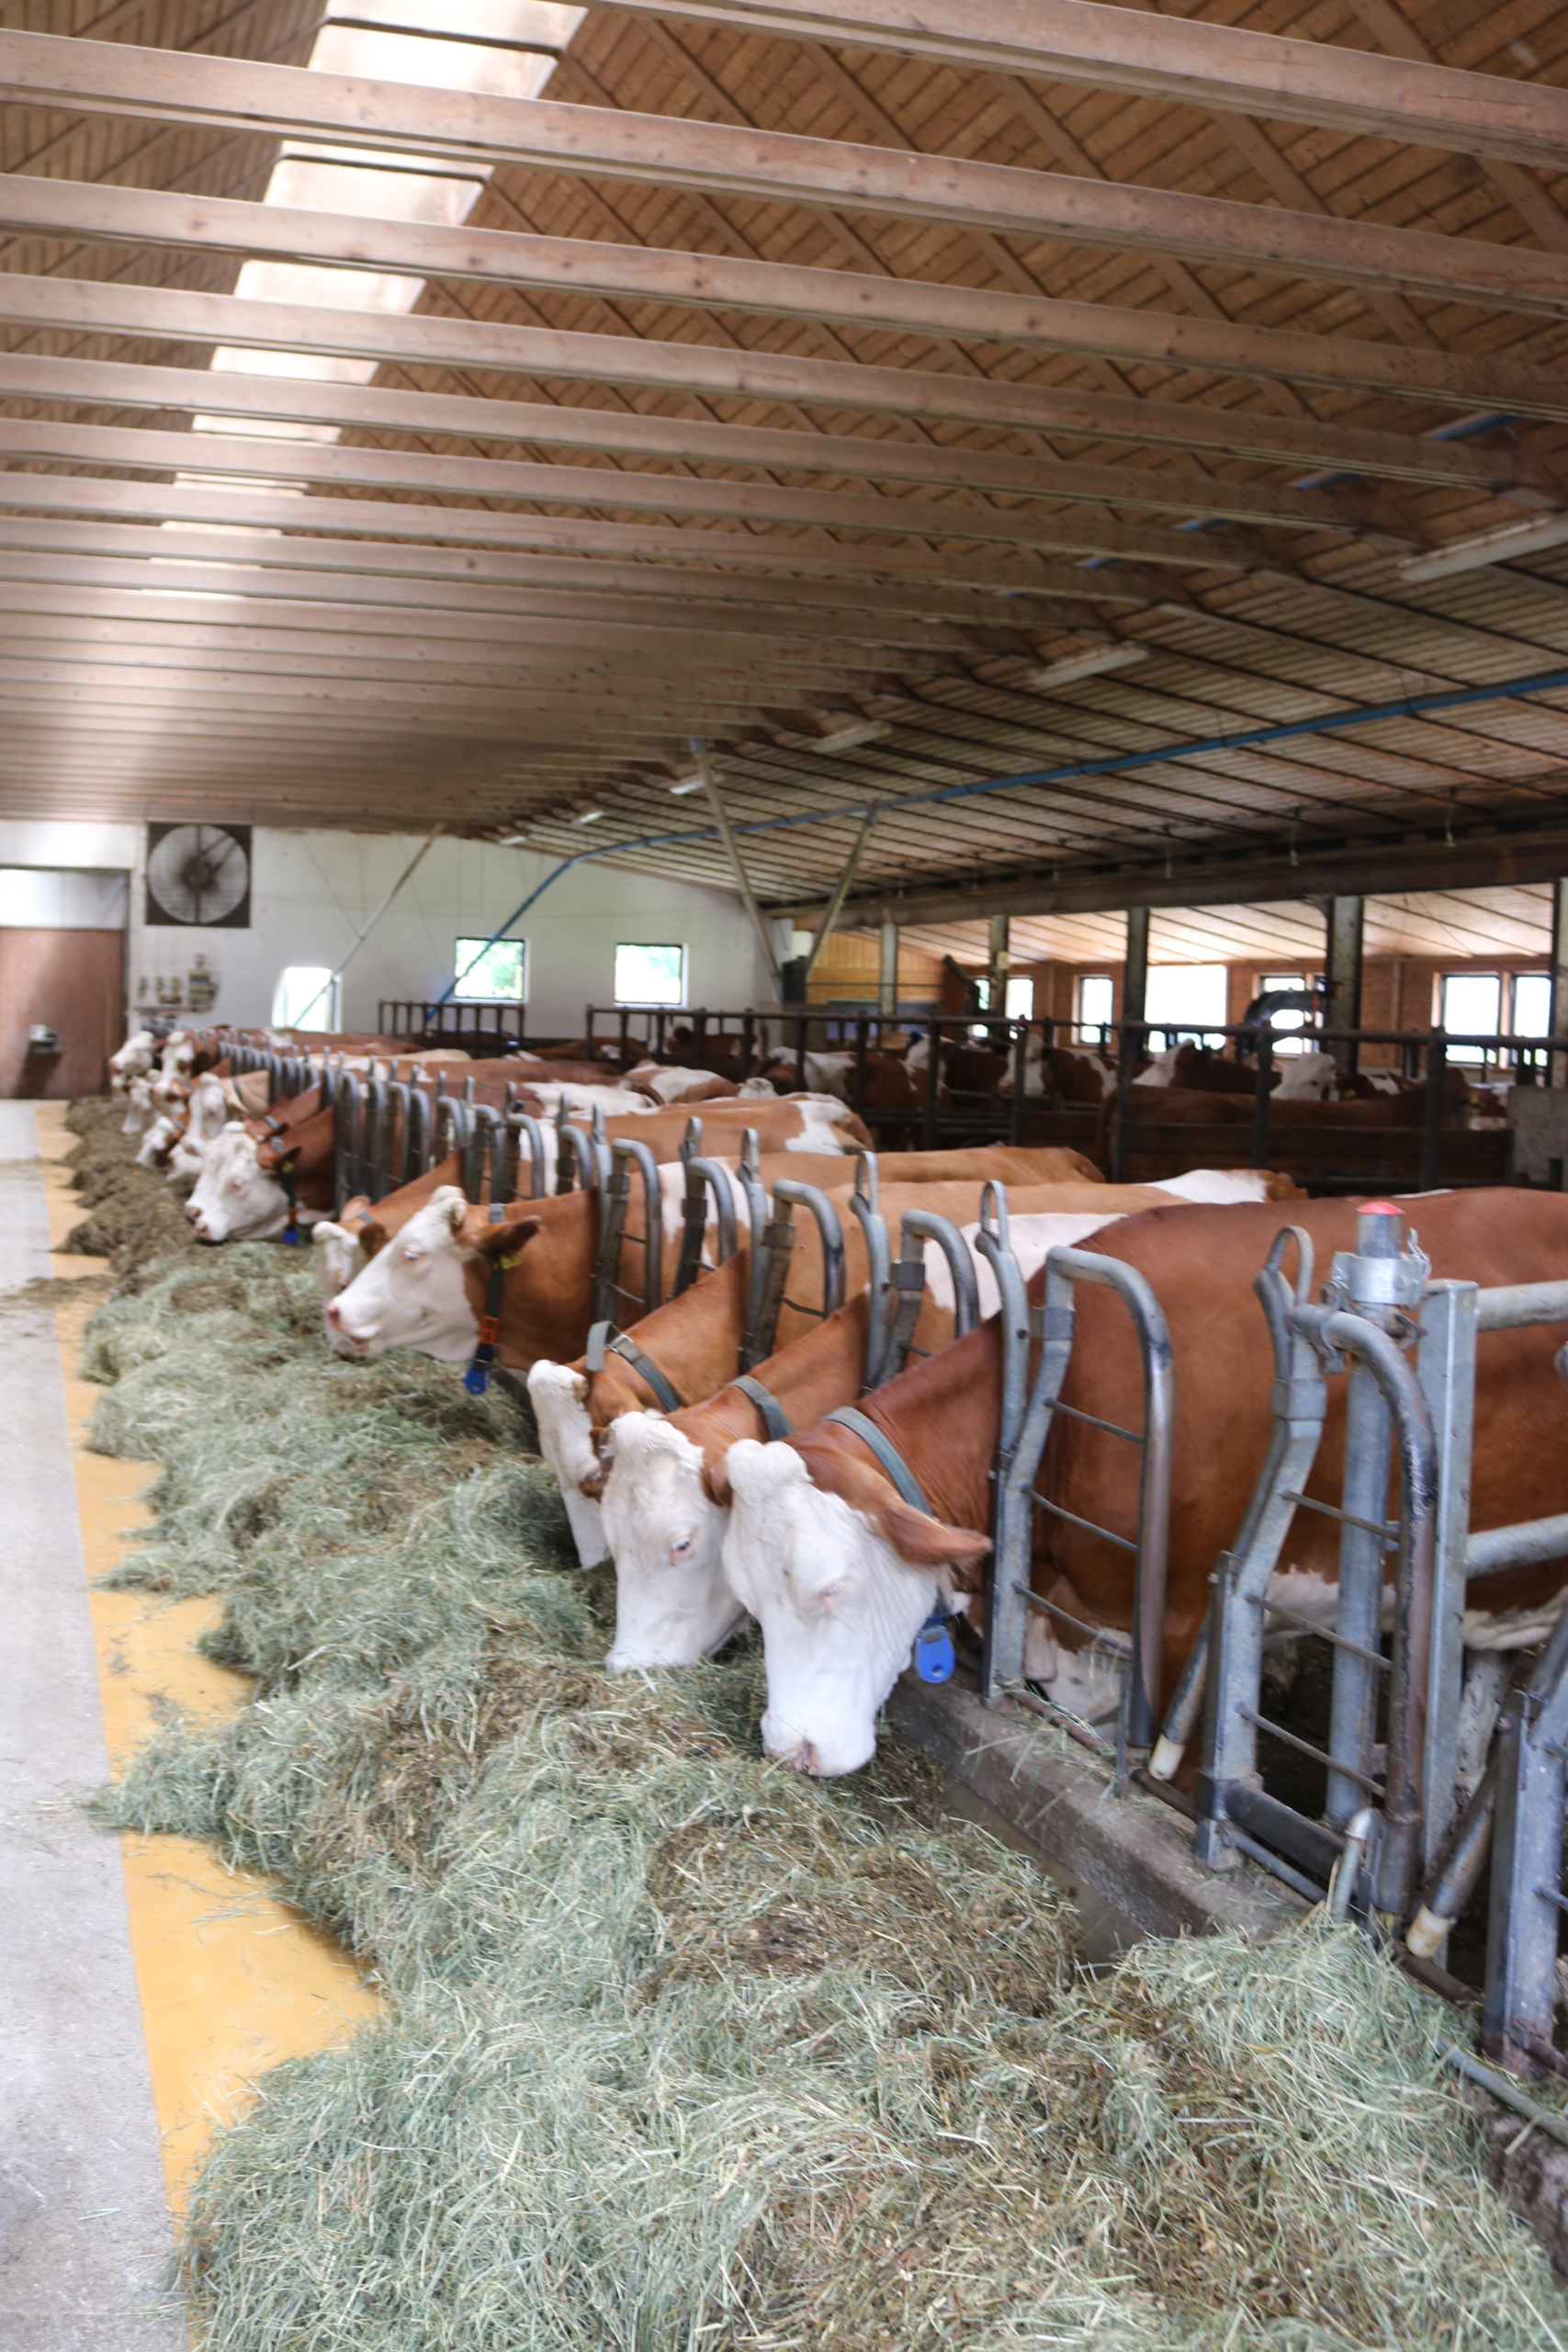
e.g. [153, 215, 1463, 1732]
[463, 1359, 492, 1396]
[914, 1608, 955, 1684]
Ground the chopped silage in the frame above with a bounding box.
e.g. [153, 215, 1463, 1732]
[81, 1195, 1566, 2348]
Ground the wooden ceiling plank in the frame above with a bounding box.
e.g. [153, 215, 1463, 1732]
[0, 350, 1391, 537]
[0, 273, 1529, 489]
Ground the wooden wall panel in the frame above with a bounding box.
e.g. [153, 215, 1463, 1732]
[0, 928, 124, 1100]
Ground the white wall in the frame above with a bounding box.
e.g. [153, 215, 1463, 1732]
[127, 829, 766, 1035]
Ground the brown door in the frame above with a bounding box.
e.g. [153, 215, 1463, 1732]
[0, 929, 125, 1099]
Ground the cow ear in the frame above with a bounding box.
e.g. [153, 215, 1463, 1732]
[473, 1214, 541, 1259]
[871, 1498, 991, 1587]
[358, 1219, 389, 1259]
[701, 1452, 732, 1508]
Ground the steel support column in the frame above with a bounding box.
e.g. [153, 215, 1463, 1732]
[987, 912, 1010, 1014]
[1111, 906, 1150, 1185]
[879, 921, 898, 1019]
[1551, 876, 1568, 1088]
[1325, 894, 1364, 1074]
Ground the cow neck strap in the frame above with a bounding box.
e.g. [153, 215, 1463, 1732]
[823, 1405, 954, 1685]
[583, 1318, 682, 1415]
[275, 1157, 299, 1246]
[465, 1241, 524, 1396]
[730, 1373, 793, 1442]
[822, 1405, 931, 1514]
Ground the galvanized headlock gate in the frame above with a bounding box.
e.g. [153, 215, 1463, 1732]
[593, 1138, 664, 1328]
[672, 1155, 739, 1296]
[744, 1177, 847, 1370]
[1173, 1207, 1439, 1923]
[845, 1159, 979, 1394]
[979, 1189, 1175, 1775]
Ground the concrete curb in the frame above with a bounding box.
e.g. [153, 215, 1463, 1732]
[887, 1668, 1299, 1943]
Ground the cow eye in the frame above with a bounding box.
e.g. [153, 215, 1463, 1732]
[669, 1532, 694, 1560]
[818, 1578, 847, 1611]
[402, 1246, 423, 1264]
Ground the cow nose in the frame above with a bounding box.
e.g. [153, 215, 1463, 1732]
[789, 1743, 822, 1776]
[325, 1299, 342, 1326]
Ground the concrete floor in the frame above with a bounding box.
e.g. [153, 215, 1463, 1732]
[0, 1102, 184, 2349]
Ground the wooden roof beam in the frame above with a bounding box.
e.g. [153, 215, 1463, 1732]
[0, 546, 1020, 656]
[571, 0, 1568, 175]
[0, 415, 1289, 572]
[7, 23, 1568, 260]
[0, 470, 1185, 603]
[6, 177, 1568, 418]
[0, 352, 1401, 541]
[0, 517, 1082, 635]
[0, 273, 1533, 492]
[2, 51, 1567, 320]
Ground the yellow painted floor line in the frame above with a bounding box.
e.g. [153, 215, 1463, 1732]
[36, 1103, 378, 2213]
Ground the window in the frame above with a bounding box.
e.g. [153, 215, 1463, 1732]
[453, 936, 526, 1002]
[1075, 973, 1113, 1042]
[615, 943, 685, 1005]
[1439, 972, 1502, 1062]
[1145, 964, 1228, 1048]
[272, 966, 340, 1029]
[1258, 970, 1314, 1057]
[1514, 974, 1552, 1038]
[1005, 973, 1035, 1021]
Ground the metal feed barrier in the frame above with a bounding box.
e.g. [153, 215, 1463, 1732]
[979, 1193, 1175, 1778]
[976, 1190, 1568, 2078]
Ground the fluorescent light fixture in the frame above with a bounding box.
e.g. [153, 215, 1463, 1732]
[669, 775, 705, 796]
[813, 718, 891, 753]
[1398, 511, 1568, 584]
[572, 808, 604, 826]
[1013, 644, 1148, 691]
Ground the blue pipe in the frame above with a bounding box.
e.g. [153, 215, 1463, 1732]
[436, 655, 1568, 1000]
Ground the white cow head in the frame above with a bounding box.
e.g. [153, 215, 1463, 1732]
[110, 1030, 156, 1093]
[600, 1412, 744, 1668]
[166, 1072, 230, 1181]
[323, 1187, 540, 1364]
[121, 1075, 152, 1136]
[527, 1361, 609, 1567]
[720, 1439, 988, 1776]
[310, 1220, 371, 1355]
[186, 1125, 295, 1242]
[1273, 1050, 1338, 1101]
[135, 1111, 179, 1170]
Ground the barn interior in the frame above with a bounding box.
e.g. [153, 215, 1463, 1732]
[7, 0, 1568, 2341]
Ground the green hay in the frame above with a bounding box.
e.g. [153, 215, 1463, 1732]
[85, 1249, 1566, 2350]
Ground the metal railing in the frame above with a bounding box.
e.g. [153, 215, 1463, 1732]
[378, 1000, 525, 1054]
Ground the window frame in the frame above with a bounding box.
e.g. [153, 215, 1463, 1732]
[614, 942, 687, 1007]
[452, 935, 528, 1004]
[272, 966, 341, 1030]
[1074, 971, 1114, 1046]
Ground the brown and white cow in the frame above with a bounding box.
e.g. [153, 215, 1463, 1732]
[536, 1171, 1303, 1590]
[716, 1190, 1568, 1774]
